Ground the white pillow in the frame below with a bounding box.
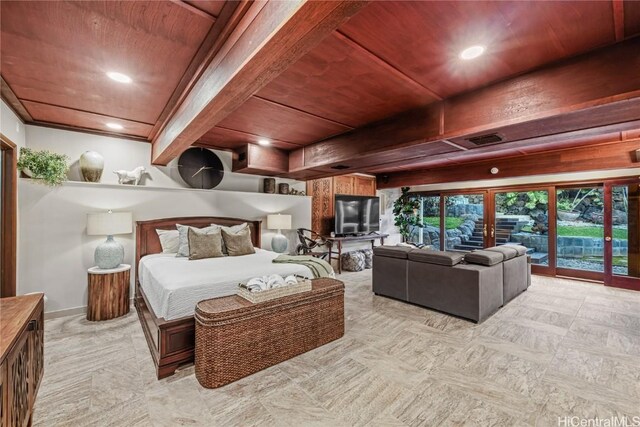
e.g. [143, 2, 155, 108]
[176, 224, 219, 257]
[155, 229, 180, 254]
[211, 223, 249, 253]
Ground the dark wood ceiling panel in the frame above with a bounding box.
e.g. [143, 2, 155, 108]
[624, 0, 640, 37]
[23, 100, 153, 138]
[0, 1, 212, 125]
[256, 32, 439, 128]
[197, 126, 302, 151]
[183, 0, 226, 18]
[216, 96, 352, 145]
[339, 1, 616, 99]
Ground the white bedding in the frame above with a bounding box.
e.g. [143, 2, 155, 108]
[138, 249, 312, 320]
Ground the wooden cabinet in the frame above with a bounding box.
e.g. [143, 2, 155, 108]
[306, 174, 377, 236]
[0, 293, 44, 427]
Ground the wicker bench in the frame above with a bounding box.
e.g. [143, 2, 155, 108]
[194, 278, 345, 388]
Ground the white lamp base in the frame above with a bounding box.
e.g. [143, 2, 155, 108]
[271, 232, 288, 254]
[95, 235, 124, 269]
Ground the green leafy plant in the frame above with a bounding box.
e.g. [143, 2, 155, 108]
[17, 148, 69, 186]
[393, 187, 422, 242]
[557, 189, 601, 212]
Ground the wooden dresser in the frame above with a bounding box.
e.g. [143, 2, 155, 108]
[306, 174, 377, 236]
[0, 294, 44, 427]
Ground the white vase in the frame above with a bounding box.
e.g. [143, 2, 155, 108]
[79, 151, 104, 182]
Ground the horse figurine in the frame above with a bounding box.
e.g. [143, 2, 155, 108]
[113, 166, 149, 185]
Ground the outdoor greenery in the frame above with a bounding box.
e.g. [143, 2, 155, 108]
[521, 224, 627, 240]
[496, 191, 548, 212]
[393, 187, 422, 242]
[17, 147, 69, 186]
[424, 216, 464, 229]
[557, 188, 602, 212]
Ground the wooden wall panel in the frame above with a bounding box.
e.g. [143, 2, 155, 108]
[0, 134, 17, 298]
[378, 139, 640, 188]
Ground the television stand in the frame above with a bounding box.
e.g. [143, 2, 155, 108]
[324, 233, 389, 274]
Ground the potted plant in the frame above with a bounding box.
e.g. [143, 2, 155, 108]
[393, 187, 422, 242]
[17, 148, 69, 186]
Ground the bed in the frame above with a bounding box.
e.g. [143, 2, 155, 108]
[134, 216, 312, 379]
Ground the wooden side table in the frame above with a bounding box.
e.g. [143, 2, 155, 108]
[87, 264, 131, 321]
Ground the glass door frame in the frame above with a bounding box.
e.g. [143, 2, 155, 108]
[604, 178, 640, 291]
[412, 177, 640, 291]
[487, 185, 556, 277]
[413, 189, 490, 251]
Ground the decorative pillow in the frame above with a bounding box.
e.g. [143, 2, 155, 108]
[222, 228, 255, 256]
[176, 224, 219, 257]
[359, 249, 374, 269]
[188, 228, 224, 260]
[341, 251, 365, 272]
[155, 229, 180, 254]
[211, 223, 249, 254]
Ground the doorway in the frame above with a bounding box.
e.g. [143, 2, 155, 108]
[1, 134, 17, 297]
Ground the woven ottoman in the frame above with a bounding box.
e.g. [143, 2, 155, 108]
[195, 278, 345, 388]
[341, 251, 366, 271]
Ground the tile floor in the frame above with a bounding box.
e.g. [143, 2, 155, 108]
[34, 272, 640, 426]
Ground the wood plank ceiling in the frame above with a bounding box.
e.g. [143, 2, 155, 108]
[1, 0, 639, 179]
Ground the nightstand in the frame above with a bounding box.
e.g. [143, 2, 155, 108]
[87, 264, 131, 321]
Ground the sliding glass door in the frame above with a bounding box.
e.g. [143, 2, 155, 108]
[492, 189, 550, 270]
[555, 186, 605, 280]
[604, 181, 640, 289]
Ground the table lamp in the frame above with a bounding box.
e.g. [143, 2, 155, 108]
[87, 210, 133, 269]
[267, 214, 292, 253]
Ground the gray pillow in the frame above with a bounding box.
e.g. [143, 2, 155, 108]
[221, 228, 255, 256]
[155, 229, 180, 254]
[188, 228, 224, 260]
[176, 224, 219, 257]
[211, 222, 248, 254]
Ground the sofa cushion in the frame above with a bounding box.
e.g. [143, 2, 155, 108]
[465, 250, 504, 266]
[503, 244, 528, 256]
[408, 250, 464, 266]
[484, 245, 518, 260]
[373, 246, 413, 259]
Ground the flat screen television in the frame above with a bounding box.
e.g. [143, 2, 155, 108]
[334, 195, 380, 236]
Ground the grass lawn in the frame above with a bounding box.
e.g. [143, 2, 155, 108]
[424, 216, 465, 229]
[557, 225, 627, 240]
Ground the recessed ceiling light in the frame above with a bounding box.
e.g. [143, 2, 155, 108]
[258, 139, 270, 146]
[106, 123, 123, 130]
[106, 71, 132, 83]
[459, 45, 485, 60]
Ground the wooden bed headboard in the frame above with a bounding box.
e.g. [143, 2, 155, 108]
[135, 216, 262, 279]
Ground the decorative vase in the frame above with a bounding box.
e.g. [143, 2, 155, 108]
[278, 183, 289, 195]
[263, 178, 276, 194]
[79, 151, 104, 182]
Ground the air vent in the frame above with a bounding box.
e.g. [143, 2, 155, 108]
[331, 165, 350, 170]
[467, 133, 503, 145]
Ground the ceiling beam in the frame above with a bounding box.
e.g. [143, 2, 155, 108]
[290, 37, 640, 175]
[151, 0, 369, 165]
[613, 0, 625, 41]
[378, 138, 640, 189]
[0, 76, 32, 122]
[149, 0, 252, 141]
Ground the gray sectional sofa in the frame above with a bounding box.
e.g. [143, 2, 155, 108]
[372, 245, 530, 323]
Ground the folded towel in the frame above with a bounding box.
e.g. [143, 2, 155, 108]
[272, 255, 335, 279]
[240, 274, 299, 292]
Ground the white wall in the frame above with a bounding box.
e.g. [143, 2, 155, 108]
[25, 125, 304, 192]
[19, 179, 311, 314]
[1, 100, 26, 147]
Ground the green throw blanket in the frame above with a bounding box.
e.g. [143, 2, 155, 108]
[272, 255, 335, 279]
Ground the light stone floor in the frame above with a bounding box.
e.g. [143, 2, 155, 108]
[34, 271, 640, 427]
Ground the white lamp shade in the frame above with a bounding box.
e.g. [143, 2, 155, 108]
[267, 214, 291, 231]
[87, 211, 133, 236]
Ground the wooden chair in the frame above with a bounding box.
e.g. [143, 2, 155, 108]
[295, 228, 329, 259]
